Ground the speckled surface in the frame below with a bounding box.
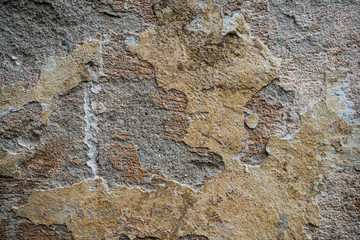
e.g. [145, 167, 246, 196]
[1, 0, 359, 239]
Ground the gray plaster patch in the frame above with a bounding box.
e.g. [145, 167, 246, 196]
[225, 0, 360, 132]
[123, 33, 140, 47]
[305, 167, 360, 239]
[259, 82, 295, 107]
[188, 16, 205, 32]
[96, 77, 225, 188]
[276, 214, 288, 230]
[0, 0, 145, 86]
[0, 102, 43, 153]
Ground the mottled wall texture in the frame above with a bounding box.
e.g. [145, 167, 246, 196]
[0, 0, 359, 239]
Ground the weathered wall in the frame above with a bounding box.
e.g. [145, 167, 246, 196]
[0, 0, 359, 239]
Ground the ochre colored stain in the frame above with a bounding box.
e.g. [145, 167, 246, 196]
[13, 1, 359, 239]
[0, 40, 101, 179]
[130, 0, 278, 155]
[17, 26, 359, 240]
[0, 40, 102, 117]
[0, 151, 25, 178]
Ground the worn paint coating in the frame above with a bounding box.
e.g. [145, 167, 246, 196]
[17, 45, 359, 240]
[0, 40, 101, 118]
[2, 0, 359, 239]
[130, 0, 278, 155]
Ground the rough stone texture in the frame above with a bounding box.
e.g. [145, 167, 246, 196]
[0, 0, 152, 87]
[15, 68, 360, 239]
[240, 82, 295, 165]
[130, 0, 279, 155]
[1, 0, 359, 239]
[225, 0, 360, 129]
[305, 167, 360, 240]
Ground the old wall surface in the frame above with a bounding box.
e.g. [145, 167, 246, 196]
[0, 0, 359, 239]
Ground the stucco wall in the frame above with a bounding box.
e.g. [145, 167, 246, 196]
[1, 0, 359, 239]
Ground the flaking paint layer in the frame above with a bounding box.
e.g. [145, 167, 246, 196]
[130, 0, 278, 155]
[17, 41, 359, 240]
[2, 0, 359, 239]
[0, 40, 101, 117]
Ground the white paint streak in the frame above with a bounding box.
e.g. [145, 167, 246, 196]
[221, 12, 243, 35]
[82, 38, 106, 178]
[299, 98, 321, 115]
[43, 56, 57, 72]
[124, 34, 140, 47]
[83, 84, 99, 177]
[91, 84, 101, 94]
[329, 73, 358, 125]
[188, 16, 205, 31]
[197, 0, 207, 9]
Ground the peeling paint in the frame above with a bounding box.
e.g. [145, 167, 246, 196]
[130, 0, 278, 155]
[17, 38, 359, 240]
[0, 40, 102, 116]
[2, 0, 360, 239]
